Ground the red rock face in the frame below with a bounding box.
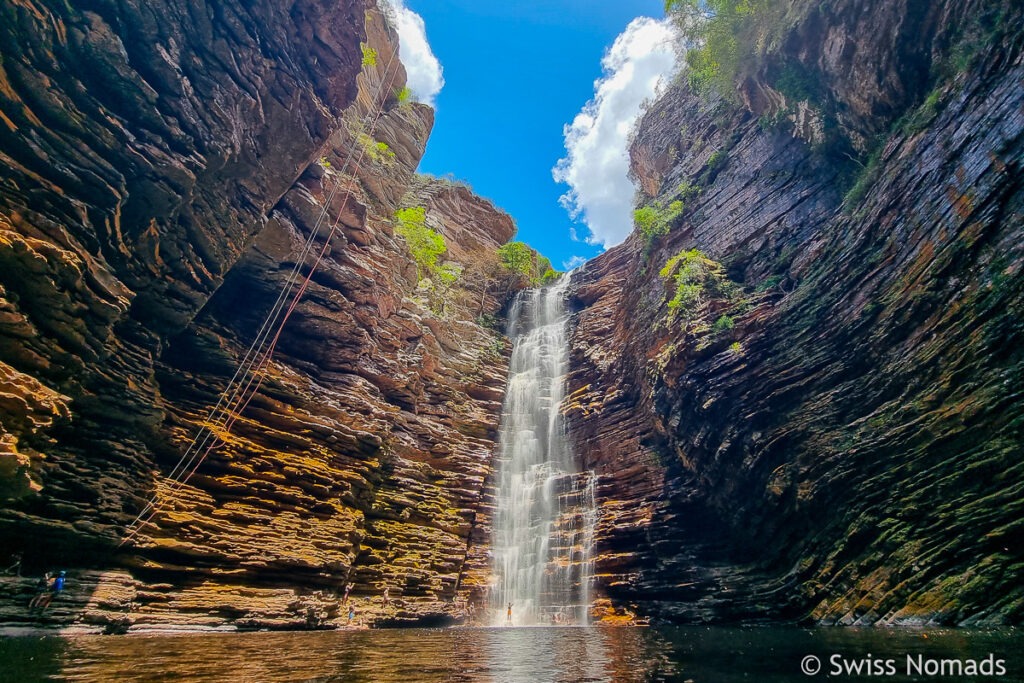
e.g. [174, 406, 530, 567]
[568, 1, 1024, 626]
[0, 3, 517, 630]
[0, 0, 369, 533]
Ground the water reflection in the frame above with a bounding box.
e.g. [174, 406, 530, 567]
[0, 625, 1020, 682]
[484, 627, 620, 682]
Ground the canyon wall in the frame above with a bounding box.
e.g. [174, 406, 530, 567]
[568, 0, 1024, 626]
[3, 0, 1022, 634]
[0, 2, 515, 631]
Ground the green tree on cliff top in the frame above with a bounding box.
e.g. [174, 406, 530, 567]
[497, 241, 533, 275]
[665, 0, 790, 98]
[497, 241, 558, 286]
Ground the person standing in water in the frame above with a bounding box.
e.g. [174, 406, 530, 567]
[506, 602, 513, 624]
[347, 604, 355, 625]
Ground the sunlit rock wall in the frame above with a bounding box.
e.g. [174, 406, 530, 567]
[0, 3, 516, 631]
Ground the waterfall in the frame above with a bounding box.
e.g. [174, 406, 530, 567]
[491, 277, 598, 626]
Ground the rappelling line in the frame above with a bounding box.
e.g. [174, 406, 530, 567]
[144, 17, 405, 508]
[119, 47, 404, 548]
[119, 45, 403, 544]
[120, 54, 401, 545]
[122, 92, 382, 527]
[164, 167, 349, 473]
[210, 53, 403, 438]
[118, 133, 355, 539]
[120, 45, 402, 539]
[120, 105, 393, 548]
[150, 62, 398, 492]
[126, 156, 349, 514]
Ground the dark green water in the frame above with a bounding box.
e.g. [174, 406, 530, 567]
[0, 626, 1020, 682]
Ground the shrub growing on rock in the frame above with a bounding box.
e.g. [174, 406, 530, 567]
[660, 248, 739, 322]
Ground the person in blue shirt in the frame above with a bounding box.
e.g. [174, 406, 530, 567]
[36, 570, 65, 610]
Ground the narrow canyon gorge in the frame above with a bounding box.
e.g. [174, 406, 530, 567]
[0, 0, 1021, 636]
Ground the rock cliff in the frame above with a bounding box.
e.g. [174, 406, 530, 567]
[567, 0, 1024, 626]
[0, 2, 516, 631]
[2, 0, 1022, 634]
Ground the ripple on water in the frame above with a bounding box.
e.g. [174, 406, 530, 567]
[0, 625, 1021, 682]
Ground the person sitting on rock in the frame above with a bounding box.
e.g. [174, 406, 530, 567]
[37, 570, 65, 609]
[28, 572, 51, 609]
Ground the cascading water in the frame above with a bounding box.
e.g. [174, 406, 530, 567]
[490, 277, 598, 626]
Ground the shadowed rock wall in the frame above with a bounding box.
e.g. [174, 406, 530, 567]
[568, 0, 1024, 626]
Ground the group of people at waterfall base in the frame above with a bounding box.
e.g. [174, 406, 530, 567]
[502, 602, 576, 626]
[4, 555, 67, 612]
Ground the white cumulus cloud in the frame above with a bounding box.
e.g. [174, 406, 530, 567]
[552, 17, 677, 248]
[382, 0, 444, 106]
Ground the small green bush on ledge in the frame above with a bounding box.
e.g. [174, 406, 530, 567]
[357, 133, 396, 163]
[713, 314, 735, 333]
[394, 206, 461, 315]
[634, 181, 702, 254]
[361, 44, 378, 68]
[394, 207, 447, 281]
[659, 248, 739, 323]
[634, 206, 670, 244]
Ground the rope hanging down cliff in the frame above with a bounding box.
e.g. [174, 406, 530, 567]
[118, 43, 405, 548]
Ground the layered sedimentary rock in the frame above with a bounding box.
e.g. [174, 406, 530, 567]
[0, 0, 369, 544]
[567, 0, 1024, 626]
[4, 0, 1022, 634]
[0, 2, 517, 631]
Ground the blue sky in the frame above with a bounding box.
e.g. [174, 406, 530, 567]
[397, 0, 673, 270]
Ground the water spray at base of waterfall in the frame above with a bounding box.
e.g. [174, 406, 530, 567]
[489, 278, 599, 627]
